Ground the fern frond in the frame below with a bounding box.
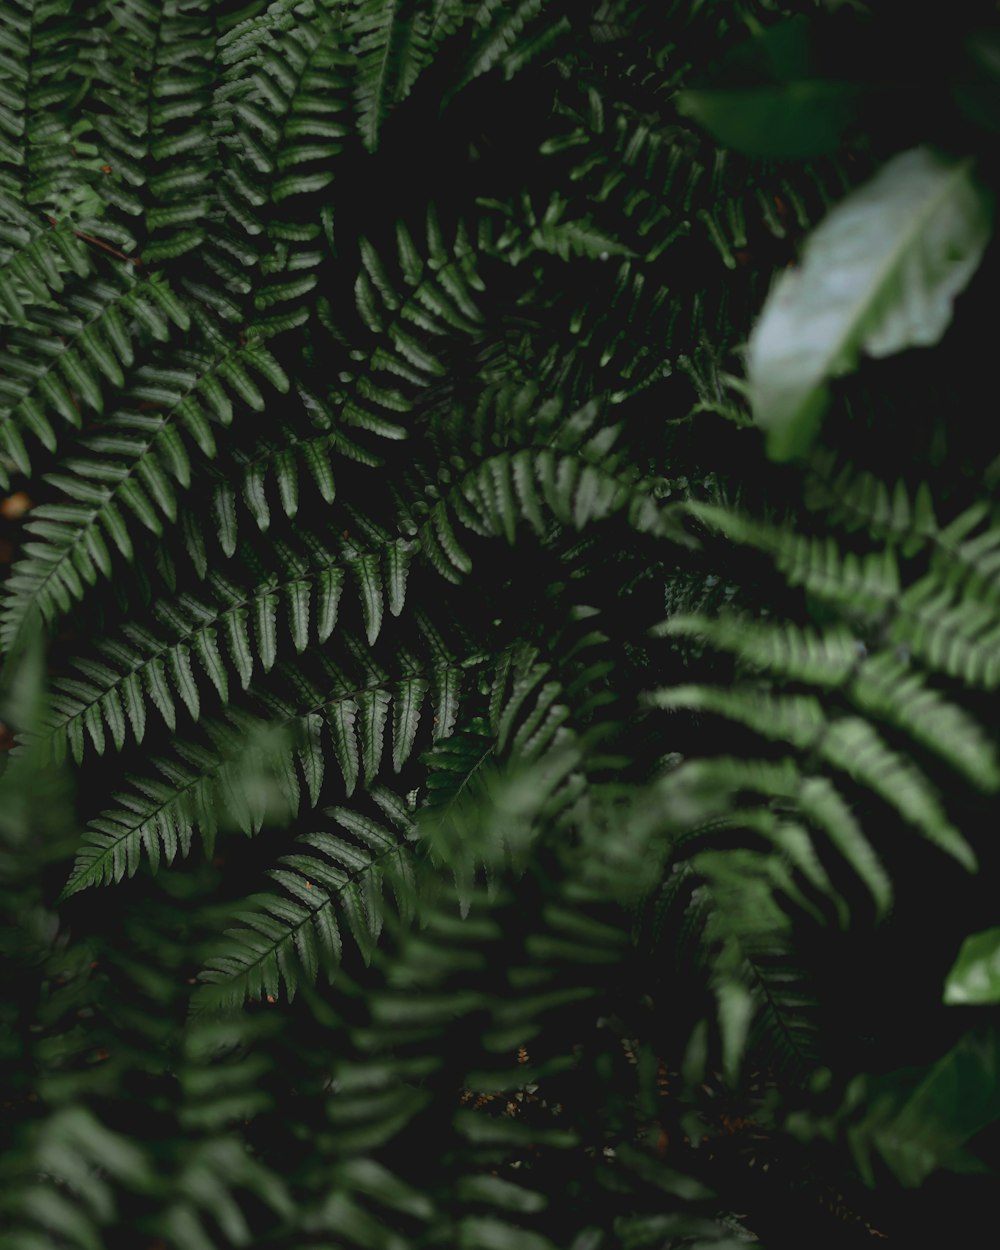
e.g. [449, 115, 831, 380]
[805, 451, 939, 553]
[0, 1107, 155, 1250]
[422, 715, 496, 807]
[895, 573, 1000, 690]
[661, 756, 892, 919]
[61, 632, 481, 893]
[482, 192, 638, 267]
[29, 568, 313, 761]
[807, 452, 1000, 611]
[219, 0, 352, 208]
[208, 0, 352, 334]
[636, 804, 820, 1083]
[0, 267, 189, 490]
[0, 0, 109, 213]
[345, 209, 487, 443]
[688, 500, 1000, 689]
[458, 0, 567, 91]
[351, 0, 422, 152]
[194, 377, 412, 564]
[349, 2, 478, 152]
[90, 0, 220, 264]
[648, 685, 977, 872]
[360, 214, 486, 338]
[60, 718, 289, 897]
[663, 613, 1000, 790]
[852, 652, 1000, 790]
[311, 757, 744, 1243]
[0, 198, 91, 326]
[0, 335, 289, 648]
[687, 500, 902, 617]
[417, 447, 673, 582]
[659, 612, 861, 686]
[695, 848, 820, 1079]
[195, 805, 416, 1008]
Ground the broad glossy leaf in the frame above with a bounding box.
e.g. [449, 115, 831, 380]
[945, 927, 1000, 1005]
[749, 147, 993, 460]
[679, 81, 860, 157]
[850, 1029, 1000, 1187]
[677, 13, 859, 157]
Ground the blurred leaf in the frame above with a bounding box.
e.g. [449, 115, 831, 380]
[848, 1029, 1000, 1186]
[679, 81, 860, 158]
[954, 32, 1000, 133]
[749, 146, 993, 460]
[945, 927, 1000, 1004]
[678, 15, 861, 157]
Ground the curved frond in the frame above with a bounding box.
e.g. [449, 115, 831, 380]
[195, 805, 416, 1008]
[1, 334, 288, 647]
[0, 268, 188, 490]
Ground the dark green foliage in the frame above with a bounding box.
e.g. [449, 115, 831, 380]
[4, 1, 1000, 1247]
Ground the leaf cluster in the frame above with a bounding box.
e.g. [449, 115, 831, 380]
[4, 2, 1000, 1247]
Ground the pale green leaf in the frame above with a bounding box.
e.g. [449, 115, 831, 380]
[749, 147, 993, 460]
[944, 928, 1000, 1005]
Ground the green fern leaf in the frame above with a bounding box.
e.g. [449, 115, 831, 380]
[652, 685, 977, 872]
[195, 806, 411, 1006]
[350, 551, 384, 644]
[359, 686, 392, 783]
[328, 697, 361, 795]
[393, 676, 428, 771]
